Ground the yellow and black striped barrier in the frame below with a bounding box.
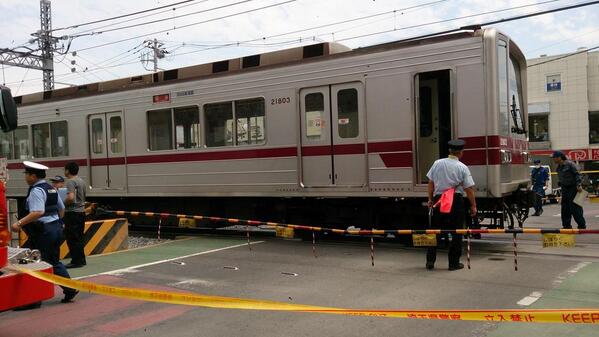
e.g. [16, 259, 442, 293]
[105, 209, 599, 236]
[19, 218, 129, 259]
[10, 265, 599, 325]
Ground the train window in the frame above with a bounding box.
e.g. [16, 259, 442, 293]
[147, 109, 173, 151]
[14, 126, 29, 159]
[0, 132, 13, 159]
[337, 88, 359, 138]
[497, 40, 509, 136]
[235, 98, 265, 145]
[174, 106, 200, 149]
[509, 56, 524, 133]
[305, 93, 324, 139]
[51, 121, 68, 157]
[91, 118, 104, 154]
[109, 116, 123, 153]
[32, 123, 51, 158]
[205, 102, 233, 147]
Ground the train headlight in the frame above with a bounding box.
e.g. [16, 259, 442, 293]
[500, 149, 512, 164]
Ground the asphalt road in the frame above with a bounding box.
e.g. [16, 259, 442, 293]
[1, 202, 598, 337]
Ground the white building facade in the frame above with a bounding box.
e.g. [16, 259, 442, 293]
[527, 50, 599, 171]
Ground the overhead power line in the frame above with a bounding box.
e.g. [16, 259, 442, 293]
[70, 0, 258, 38]
[73, 0, 297, 53]
[51, 0, 201, 32]
[528, 45, 599, 67]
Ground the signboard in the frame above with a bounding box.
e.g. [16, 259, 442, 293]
[542, 234, 575, 248]
[152, 93, 170, 104]
[592, 149, 599, 160]
[566, 149, 588, 161]
[412, 234, 437, 247]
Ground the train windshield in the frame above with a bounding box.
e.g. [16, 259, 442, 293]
[497, 39, 526, 136]
[509, 55, 525, 134]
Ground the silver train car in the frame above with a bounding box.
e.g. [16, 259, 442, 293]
[2, 28, 531, 229]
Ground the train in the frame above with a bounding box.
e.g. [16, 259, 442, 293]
[2, 27, 532, 230]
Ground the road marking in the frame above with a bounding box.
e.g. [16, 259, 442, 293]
[553, 213, 561, 217]
[76, 241, 265, 280]
[552, 262, 590, 287]
[517, 291, 543, 306]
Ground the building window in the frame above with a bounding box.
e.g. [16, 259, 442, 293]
[529, 115, 549, 141]
[590, 111, 599, 144]
[204, 98, 266, 147]
[546, 74, 561, 92]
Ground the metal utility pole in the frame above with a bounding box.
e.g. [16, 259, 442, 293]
[142, 38, 168, 72]
[0, 0, 57, 91]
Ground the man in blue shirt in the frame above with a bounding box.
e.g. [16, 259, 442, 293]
[530, 160, 549, 216]
[11, 161, 78, 306]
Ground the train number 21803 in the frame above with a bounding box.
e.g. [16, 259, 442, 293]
[271, 97, 291, 105]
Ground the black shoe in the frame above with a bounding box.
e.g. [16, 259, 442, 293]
[13, 301, 42, 311]
[448, 263, 464, 271]
[426, 262, 434, 270]
[531, 212, 539, 216]
[61, 290, 79, 303]
[65, 263, 84, 269]
[578, 226, 587, 230]
[538, 209, 543, 216]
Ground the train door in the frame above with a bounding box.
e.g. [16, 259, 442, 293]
[415, 70, 452, 184]
[299, 83, 366, 187]
[88, 112, 125, 190]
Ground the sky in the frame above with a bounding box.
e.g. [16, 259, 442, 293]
[0, 0, 598, 95]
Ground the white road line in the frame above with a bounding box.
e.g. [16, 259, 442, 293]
[552, 262, 590, 287]
[517, 291, 543, 306]
[553, 213, 561, 217]
[76, 241, 264, 280]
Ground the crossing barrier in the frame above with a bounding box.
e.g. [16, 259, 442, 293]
[19, 218, 129, 259]
[10, 264, 599, 325]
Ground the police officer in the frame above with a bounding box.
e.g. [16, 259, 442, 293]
[426, 140, 477, 271]
[11, 161, 78, 304]
[552, 151, 586, 229]
[531, 159, 549, 216]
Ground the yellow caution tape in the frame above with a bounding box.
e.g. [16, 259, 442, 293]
[12, 265, 599, 324]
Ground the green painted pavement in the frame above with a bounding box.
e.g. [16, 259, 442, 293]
[63, 236, 250, 279]
[486, 262, 599, 337]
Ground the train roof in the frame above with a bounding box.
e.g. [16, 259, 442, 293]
[15, 30, 480, 106]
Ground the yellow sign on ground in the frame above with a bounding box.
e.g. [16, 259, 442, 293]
[543, 234, 575, 248]
[412, 234, 437, 247]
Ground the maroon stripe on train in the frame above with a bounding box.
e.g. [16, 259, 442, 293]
[7, 159, 87, 170]
[301, 145, 331, 156]
[127, 147, 298, 164]
[461, 149, 487, 166]
[368, 140, 412, 152]
[90, 157, 127, 166]
[379, 153, 413, 168]
[334, 143, 365, 155]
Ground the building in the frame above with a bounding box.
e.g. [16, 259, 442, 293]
[527, 50, 599, 175]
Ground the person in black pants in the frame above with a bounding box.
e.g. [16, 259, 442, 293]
[552, 151, 586, 229]
[63, 161, 88, 268]
[426, 140, 477, 271]
[11, 161, 78, 307]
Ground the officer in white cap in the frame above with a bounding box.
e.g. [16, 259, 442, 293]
[11, 161, 78, 306]
[425, 139, 477, 271]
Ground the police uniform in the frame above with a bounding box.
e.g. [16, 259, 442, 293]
[17, 161, 78, 303]
[530, 160, 549, 216]
[425, 140, 475, 270]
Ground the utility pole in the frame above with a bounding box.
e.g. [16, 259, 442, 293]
[142, 38, 168, 72]
[0, 0, 59, 91]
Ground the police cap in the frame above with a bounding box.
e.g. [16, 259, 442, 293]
[23, 161, 48, 176]
[533, 159, 541, 164]
[448, 139, 466, 150]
